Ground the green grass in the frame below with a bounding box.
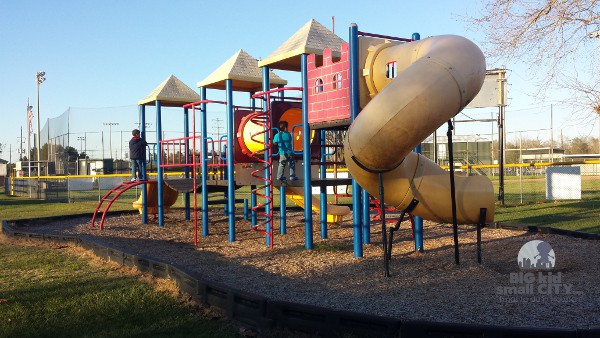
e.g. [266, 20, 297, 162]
[0, 194, 240, 338]
[486, 176, 600, 233]
[495, 199, 600, 234]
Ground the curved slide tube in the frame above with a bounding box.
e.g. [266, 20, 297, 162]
[345, 35, 494, 224]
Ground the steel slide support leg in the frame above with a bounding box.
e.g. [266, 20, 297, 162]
[447, 120, 459, 265]
[477, 208, 486, 264]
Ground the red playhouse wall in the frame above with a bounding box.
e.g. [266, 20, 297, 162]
[307, 42, 350, 126]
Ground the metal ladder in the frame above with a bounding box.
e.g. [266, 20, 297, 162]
[90, 180, 156, 230]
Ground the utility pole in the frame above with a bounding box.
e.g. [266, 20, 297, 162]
[18, 127, 25, 161]
[103, 122, 119, 159]
[26, 99, 32, 176]
[213, 118, 224, 154]
[550, 104, 554, 162]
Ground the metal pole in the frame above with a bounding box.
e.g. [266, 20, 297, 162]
[156, 100, 164, 227]
[320, 130, 327, 239]
[226, 79, 236, 242]
[184, 107, 190, 220]
[349, 23, 363, 258]
[27, 98, 31, 177]
[301, 54, 313, 250]
[447, 120, 460, 265]
[262, 67, 274, 245]
[411, 32, 424, 253]
[201, 87, 209, 236]
[103, 122, 119, 160]
[141, 105, 148, 224]
[498, 71, 507, 206]
[550, 104, 554, 163]
[36, 72, 45, 177]
[519, 132, 523, 204]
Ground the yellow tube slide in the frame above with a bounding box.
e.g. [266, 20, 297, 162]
[132, 182, 179, 214]
[345, 35, 494, 224]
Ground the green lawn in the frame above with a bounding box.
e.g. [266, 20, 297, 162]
[494, 199, 600, 233]
[489, 176, 600, 233]
[0, 194, 240, 338]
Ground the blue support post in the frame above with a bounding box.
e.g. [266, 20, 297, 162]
[140, 105, 148, 224]
[349, 23, 363, 257]
[412, 32, 424, 252]
[319, 130, 327, 238]
[243, 199, 249, 220]
[201, 87, 209, 236]
[225, 79, 235, 242]
[262, 66, 273, 246]
[300, 54, 313, 249]
[156, 100, 164, 227]
[413, 144, 424, 252]
[184, 107, 190, 220]
[250, 185, 257, 227]
[279, 185, 286, 234]
[362, 189, 370, 244]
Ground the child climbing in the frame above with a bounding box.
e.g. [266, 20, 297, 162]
[273, 121, 297, 182]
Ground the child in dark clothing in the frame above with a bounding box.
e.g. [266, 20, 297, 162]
[129, 129, 147, 181]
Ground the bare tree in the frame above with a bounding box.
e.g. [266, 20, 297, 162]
[468, 1, 600, 119]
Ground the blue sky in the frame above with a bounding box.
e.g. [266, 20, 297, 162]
[1, 0, 597, 161]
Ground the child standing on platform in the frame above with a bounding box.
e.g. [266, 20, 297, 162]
[129, 129, 147, 181]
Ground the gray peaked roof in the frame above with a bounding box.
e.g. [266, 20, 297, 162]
[258, 19, 346, 71]
[197, 49, 287, 92]
[138, 75, 200, 107]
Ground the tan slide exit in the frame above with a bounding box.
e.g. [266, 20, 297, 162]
[344, 35, 494, 224]
[284, 186, 351, 223]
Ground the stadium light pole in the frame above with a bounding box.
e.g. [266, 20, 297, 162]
[36, 71, 45, 176]
[77, 136, 86, 157]
[103, 122, 119, 160]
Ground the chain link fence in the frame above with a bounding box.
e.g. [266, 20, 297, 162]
[9, 175, 141, 206]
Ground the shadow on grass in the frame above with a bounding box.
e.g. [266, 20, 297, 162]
[1, 262, 236, 338]
[0, 196, 47, 206]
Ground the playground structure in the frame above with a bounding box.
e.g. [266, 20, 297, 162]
[91, 19, 495, 261]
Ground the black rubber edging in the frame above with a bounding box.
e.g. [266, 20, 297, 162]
[3, 217, 600, 337]
[492, 222, 600, 240]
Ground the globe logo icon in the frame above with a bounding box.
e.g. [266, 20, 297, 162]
[517, 240, 555, 270]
